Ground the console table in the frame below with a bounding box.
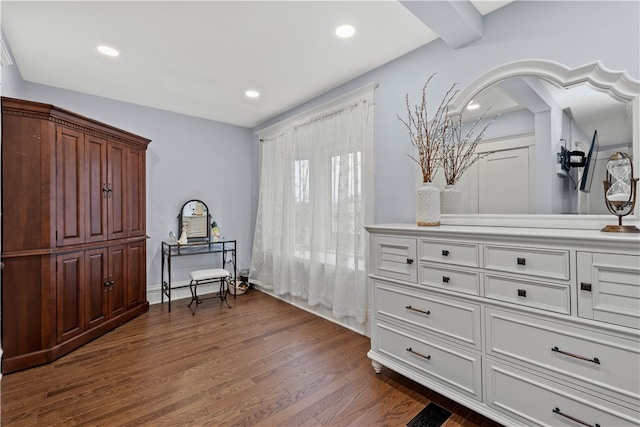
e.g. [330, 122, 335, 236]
[161, 239, 237, 312]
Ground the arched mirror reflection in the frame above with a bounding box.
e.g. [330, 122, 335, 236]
[178, 199, 210, 242]
[445, 60, 638, 218]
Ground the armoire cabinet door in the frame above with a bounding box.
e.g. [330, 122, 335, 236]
[127, 147, 146, 237]
[57, 251, 85, 343]
[108, 245, 127, 318]
[126, 241, 146, 309]
[85, 248, 108, 329]
[108, 142, 127, 240]
[56, 127, 85, 247]
[85, 135, 108, 243]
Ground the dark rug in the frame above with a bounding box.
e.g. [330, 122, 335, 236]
[406, 402, 452, 427]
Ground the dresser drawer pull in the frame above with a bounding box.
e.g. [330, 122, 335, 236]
[441, 250, 450, 257]
[442, 276, 450, 283]
[580, 282, 592, 292]
[551, 346, 600, 364]
[552, 407, 600, 427]
[517, 257, 526, 265]
[407, 347, 431, 360]
[406, 305, 430, 315]
[406, 258, 414, 265]
[517, 289, 526, 297]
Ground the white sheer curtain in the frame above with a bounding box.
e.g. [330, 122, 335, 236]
[251, 86, 374, 325]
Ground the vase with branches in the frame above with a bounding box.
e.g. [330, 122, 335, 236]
[441, 109, 497, 214]
[398, 74, 459, 225]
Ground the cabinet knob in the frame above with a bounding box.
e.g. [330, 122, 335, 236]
[406, 258, 414, 265]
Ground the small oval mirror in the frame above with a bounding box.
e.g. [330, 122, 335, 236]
[179, 199, 210, 242]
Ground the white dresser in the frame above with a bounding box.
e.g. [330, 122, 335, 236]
[366, 224, 640, 427]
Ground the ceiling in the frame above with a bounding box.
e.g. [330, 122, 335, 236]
[1, 0, 511, 128]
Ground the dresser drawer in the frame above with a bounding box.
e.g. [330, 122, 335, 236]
[421, 263, 480, 295]
[420, 239, 479, 267]
[485, 274, 570, 314]
[374, 281, 481, 350]
[376, 323, 482, 402]
[578, 252, 640, 329]
[484, 245, 569, 281]
[486, 359, 640, 426]
[371, 235, 417, 283]
[486, 308, 640, 406]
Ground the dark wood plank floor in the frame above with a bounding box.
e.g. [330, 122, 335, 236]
[1, 290, 503, 427]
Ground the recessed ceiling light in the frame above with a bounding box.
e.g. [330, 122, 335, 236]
[245, 90, 260, 98]
[466, 100, 480, 110]
[97, 45, 119, 57]
[335, 24, 355, 38]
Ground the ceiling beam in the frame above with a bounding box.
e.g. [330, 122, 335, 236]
[400, 0, 483, 49]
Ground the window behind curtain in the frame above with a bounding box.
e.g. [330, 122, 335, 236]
[251, 84, 375, 327]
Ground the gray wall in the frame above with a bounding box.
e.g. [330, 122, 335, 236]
[1, 63, 254, 294]
[252, 0, 640, 224]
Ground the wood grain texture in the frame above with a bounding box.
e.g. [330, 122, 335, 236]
[1, 291, 503, 427]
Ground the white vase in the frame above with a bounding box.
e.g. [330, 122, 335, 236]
[442, 184, 462, 214]
[416, 182, 440, 226]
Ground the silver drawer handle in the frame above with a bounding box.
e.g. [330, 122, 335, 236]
[552, 407, 600, 427]
[405, 305, 430, 315]
[551, 346, 600, 365]
[407, 347, 431, 360]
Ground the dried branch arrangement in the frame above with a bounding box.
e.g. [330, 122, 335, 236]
[442, 109, 497, 186]
[398, 74, 459, 183]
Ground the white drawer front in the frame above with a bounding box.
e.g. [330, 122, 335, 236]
[484, 245, 569, 281]
[486, 359, 640, 427]
[420, 239, 479, 267]
[375, 281, 481, 350]
[377, 323, 482, 401]
[485, 274, 570, 314]
[486, 308, 640, 406]
[578, 252, 640, 329]
[372, 236, 417, 283]
[421, 263, 480, 295]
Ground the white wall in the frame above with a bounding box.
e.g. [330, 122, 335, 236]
[253, 0, 640, 224]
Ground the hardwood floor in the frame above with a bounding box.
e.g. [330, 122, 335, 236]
[1, 290, 503, 427]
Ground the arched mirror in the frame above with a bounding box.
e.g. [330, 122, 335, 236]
[178, 199, 210, 242]
[443, 60, 639, 229]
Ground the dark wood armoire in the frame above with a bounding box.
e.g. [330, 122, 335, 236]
[1, 97, 151, 374]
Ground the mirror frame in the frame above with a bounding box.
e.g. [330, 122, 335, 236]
[443, 59, 640, 229]
[179, 199, 211, 242]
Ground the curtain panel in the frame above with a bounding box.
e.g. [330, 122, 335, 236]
[251, 86, 374, 324]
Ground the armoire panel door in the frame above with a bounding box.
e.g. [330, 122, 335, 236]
[85, 248, 108, 329]
[56, 127, 85, 246]
[57, 251, 85, 343]
[127, 147, 146, 237]
[107, 142, 127, 240]
[126, 241, 147, 309]
[85, 135, 108, 243]
[108, 245, 127, 318]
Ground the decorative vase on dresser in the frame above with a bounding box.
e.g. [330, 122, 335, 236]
[366, 223, 640, 426]
[416, 183, 441, 226]
[441, 185, 462, 215]
[1, 97, 151, 374]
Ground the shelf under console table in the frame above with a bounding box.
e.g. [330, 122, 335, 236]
[161, 239, 237, 312]
[366, 224, 640, 427]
